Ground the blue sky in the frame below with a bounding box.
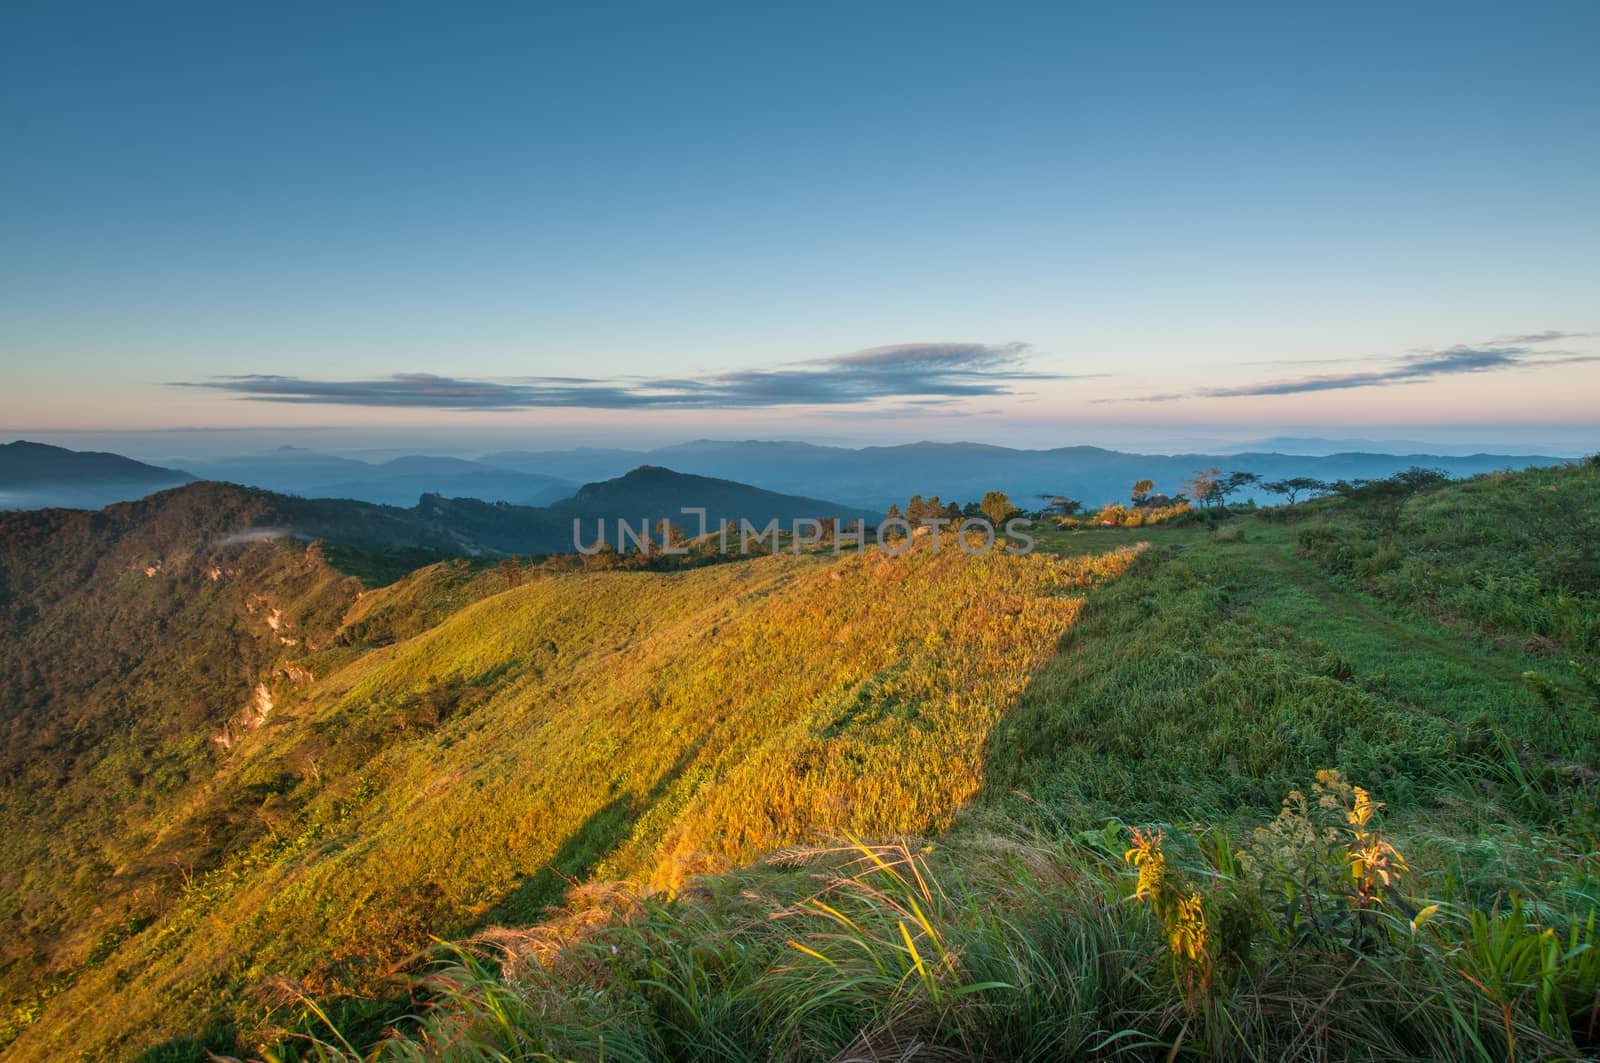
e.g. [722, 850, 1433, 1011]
[2, 2, 1597, 452]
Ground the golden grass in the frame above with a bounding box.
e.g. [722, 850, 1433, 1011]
[6, 539, 1141, 1059]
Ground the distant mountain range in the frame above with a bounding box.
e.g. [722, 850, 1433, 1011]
[479, 438, 1570, 510]
[0, 440, 193, 509]
[165, 446, 579, 508]
[410, 466, 880, 555]
[0, 465, 879, 558]
[1220, 435, 1583, 457]
[3, 437, 1576, 516]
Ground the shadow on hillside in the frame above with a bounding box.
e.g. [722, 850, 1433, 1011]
[970, 542, 1169, 826]
[474, 739, 705, 929]
[130, 1025, 237, 1063]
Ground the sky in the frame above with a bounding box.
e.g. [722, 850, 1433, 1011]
[2, 1, 1597, 456]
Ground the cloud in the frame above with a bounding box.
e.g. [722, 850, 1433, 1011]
[1105, 332, 1597, 403]
[178, 373, 649, 410]
[1202, 346, 1528, 397]
[1487, 330, 1592, 345]
[175, 343, 1067, 410]
[210, 527, 297, 549]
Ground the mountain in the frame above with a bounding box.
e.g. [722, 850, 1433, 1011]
[476, 446, 651, 485]
[551, 464, 880, 526]
[0, 465, 876, 565]
[4, 458, 1598, 1059]
[8, 438, 1572, 517]
[480, 438, 1570, 510]
[399, 466, 879, 557]
[0, 440, 194, 509]
[168, 447, 579, 508]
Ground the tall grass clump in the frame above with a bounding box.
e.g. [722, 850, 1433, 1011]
[246, 772, 1600, 1062]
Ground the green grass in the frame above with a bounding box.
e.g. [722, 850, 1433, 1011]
[991, 512, 1595, 833]
[253, 461, 1600, 1062]
[5, 462, 1600, 1061]
[241, 819, 1600, 1062]
[1291, 459, 1600, 654]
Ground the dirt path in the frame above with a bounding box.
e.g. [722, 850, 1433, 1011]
[1249, 533, 1533, 685]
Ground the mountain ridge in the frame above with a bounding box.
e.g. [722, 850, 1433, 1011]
[0, 463, 883, 566]
[482, 438, 1570, 509]
[0, 440, 194, 509]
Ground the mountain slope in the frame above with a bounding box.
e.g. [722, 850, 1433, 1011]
[1, 507, 1137, 1059]
[247, 457, 1600, 1062]
[551, 464, 881, 525]
[408, 466, 881, 556]
[0, 487, 372, 1044]
[0, 440, 190, 484]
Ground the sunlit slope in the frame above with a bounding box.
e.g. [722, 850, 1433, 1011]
[9, 541, 1139, 1060]
[231, 460, 1600, 1063]
[0, 488, 369, 1024]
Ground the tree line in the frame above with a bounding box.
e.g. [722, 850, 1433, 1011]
[886, 491, 1021, 527]
[1036, 466, 1456, 527]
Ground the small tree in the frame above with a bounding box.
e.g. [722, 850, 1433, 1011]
[1036, 493, 1082, 517]
[1388, 466, 1450, 494]
[581, 544, 622, 571]
[1354, 467, 1450, 521]
[886, 502, 904, 521]
[656, 519, 685, 553]
[1262, 477, 1328, 505]
[1132, 479, 1155, 506]
[906, 494, 927, 524]
[1217, 471, 1261, 507]
[980, 490, 1017, 525]
[1185, 468, 1224, 509]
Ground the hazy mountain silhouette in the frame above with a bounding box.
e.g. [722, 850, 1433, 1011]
[4, 438, 1574, 516]
[483, 438, 1567, 509]
[169, 447, 579, 507]
[0, 463, 875, 559]
[0, 440, 195, 509]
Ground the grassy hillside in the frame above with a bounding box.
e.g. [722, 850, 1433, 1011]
[0, 485, 514, 1053]
[247, 458, 1592, 1062]
[2, 507, 1137, 1059]
[0, 489, 361, 1008]
[4, 461, 1598, 1061]
[1292, 460, 1600, 654]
